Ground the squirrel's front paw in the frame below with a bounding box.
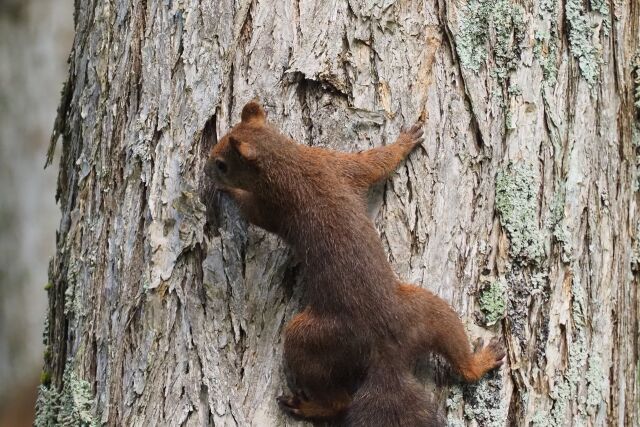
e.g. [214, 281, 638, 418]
[473, 337, 506, 371]
[400, 122, 424, 148]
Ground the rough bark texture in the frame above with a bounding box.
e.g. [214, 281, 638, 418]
[38, 0, 639, 426]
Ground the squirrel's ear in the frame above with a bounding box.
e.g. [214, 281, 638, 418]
[229, 136, 257, 163]
[240, 101, 266, 125]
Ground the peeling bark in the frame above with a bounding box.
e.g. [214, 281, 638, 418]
[39, 1, 639, 426]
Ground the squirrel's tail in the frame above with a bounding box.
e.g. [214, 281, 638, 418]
[344, 360, 443, 427]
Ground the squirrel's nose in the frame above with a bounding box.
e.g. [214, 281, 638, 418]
[204, 158, 217, 180]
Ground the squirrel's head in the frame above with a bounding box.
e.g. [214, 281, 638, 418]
[205, 101, 288, 191]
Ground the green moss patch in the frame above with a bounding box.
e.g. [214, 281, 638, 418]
[456, 0, 525, 81]
[479, 281, 507, 326]
[495, 164, 544, 265]
[463, 371, 506, 426]
[565, 0, 609, 86]
[534, 28, 559, 85]
[35, 366, 98, 427]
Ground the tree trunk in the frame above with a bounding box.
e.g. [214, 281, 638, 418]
[37, 0, 639, 426]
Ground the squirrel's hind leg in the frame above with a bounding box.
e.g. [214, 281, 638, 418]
[280, 308, 364, 421]
[396, 284, 505, 382]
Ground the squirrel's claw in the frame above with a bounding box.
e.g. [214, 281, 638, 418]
[399, 122, 425, 147]
[488, 337, 506, 363]
[277, 394, 304, 417]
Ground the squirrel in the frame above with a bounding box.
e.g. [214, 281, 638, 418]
[205, 101, 505, 426]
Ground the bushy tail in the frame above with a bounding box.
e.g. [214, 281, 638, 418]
[344, 361, 443, 427]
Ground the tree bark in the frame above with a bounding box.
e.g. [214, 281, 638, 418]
[37, 0, 639, 426]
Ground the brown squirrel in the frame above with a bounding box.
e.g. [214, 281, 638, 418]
[205, 101, 505, 426]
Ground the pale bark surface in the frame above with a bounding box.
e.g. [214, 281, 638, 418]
[38, 0, 639, 426]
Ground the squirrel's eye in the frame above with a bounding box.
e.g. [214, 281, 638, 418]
[215, 159, 228, 174]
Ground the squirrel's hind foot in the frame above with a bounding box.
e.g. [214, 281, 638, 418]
[277, 389, 350, 421]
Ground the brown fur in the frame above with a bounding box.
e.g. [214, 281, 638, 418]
[205, 101, 505, 426]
